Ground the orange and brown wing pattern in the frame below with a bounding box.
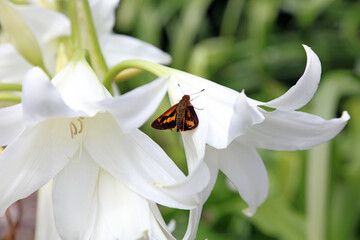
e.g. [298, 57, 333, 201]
[151, 104, 178, 130]
[177, 105, 199, 132]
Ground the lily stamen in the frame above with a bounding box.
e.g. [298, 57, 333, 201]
[78, 118, 84, 134]
[70, 122, 77, 139]
[70, 117, 86, 138]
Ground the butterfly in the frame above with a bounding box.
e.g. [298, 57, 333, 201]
[151, 89, 204, 132]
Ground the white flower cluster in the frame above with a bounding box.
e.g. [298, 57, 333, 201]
[0, 0, 349, 239]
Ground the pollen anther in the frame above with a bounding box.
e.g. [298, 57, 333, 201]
[78, 118, 84, 134]
[70, 117, 86, 139]
[70, 122, 77, 139]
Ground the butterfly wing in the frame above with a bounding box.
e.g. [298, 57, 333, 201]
[177, 105, 199, 132]
[151, 104, 178, 130]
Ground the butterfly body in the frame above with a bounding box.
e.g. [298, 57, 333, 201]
[151, 94, 199, 132]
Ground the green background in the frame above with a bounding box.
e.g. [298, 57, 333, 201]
[114, 0, 360, 239]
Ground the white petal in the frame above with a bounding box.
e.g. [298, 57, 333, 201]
[200, 147, 220, 202]
[227, 91, 265, 145]
[182, 207, 202, 240]
[0, 104, 24, 146]
[0, 0, 44, 68]
[89, 0, 120, 35]
[35, 182, 62, 240]
[12, 3, 70, 74]
[51, 61, 112, 116]
[237, 110, 350, 151]
[14, 4, 70, 45]
[84, 113, 209, 209]
[218, 143, 269, 216]
[0, 43, 32, 84]
[168, 70, 239, 149]
[264, 45, 321, 110]
[99, 76, 169, 131]
[90, 207, 117, 240]
[96, 175, 175, 240]
[22, 67, 81, 126]
[180, 110, 208, 172]
[0, 119, 76, 215]
[148, 202, 176, 240]
[52, 149, 99, 240]
[100, 34, 172, 67]
[181, 148, 220, 240]
[98, 171, 151, 239]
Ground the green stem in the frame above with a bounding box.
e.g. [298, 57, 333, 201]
[80, 0, 108, 81]
[103, 60, 168, 91]
[0, 94, 21, 103]
[0, 83, 22, 92]
[69, 0, 81, 51]
[306, 71, 360, 240]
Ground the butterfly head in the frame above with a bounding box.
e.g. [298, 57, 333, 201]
[182, 95, 191, 101]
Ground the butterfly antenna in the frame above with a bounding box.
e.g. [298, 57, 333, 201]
[177, 83, 185, 95]
[190, 89, 205, 102]
[189, 89, 205, 96]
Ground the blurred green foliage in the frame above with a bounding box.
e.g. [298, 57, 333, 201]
[114, 0, 360, 239]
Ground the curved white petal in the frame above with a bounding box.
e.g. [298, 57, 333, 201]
[264, 45, 321, 110]
[168, 70, 239, 149]
[182, 207, 202, 240]
[98, 76, 169, 131]
[148, 202, 176, 240]
[201, 147, 220, 202]
[237, 110, 350, 151]
[0, 104, 24, 146]
[218, 143, 269, 216]
[22, 67, 81, 126]
[14, 4, 70, 45]
[51, 61, 112, 116]
[84, 113, 209, 209]
[89, 0, 120, 35]
[0, 43, 32, 83]
[52, 149, 99, 240]
[100, 34, 172, 67]
[98, 171, 152, 240]
[0, 119, 76, 216]
[180, 110, 208, 172]
[35, 182, 62, 240]
[182, 149, 219, 240]
[227, 91, 265, 145]
[13, 3, 70, 74]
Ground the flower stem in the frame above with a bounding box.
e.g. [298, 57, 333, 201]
[0, 94, 21, 103]
[0, 83, 22, 92]
[79, 0, 108, 81]
[103, 60, 168, 91]
[68, 0, 81, 51]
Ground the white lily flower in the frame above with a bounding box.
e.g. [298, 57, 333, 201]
[0, 60, 209, 238]
[0, 0, 170, 83]
[218, 46, 350, 217]
[159, 45, 349, 238]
